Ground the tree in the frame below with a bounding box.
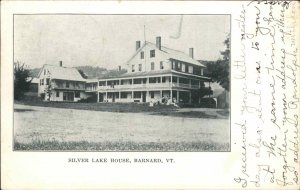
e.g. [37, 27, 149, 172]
[44, 83, 52, 101]
[198, 82, 213, 98]
[205, 35, 230, 91]
[14, 61, 32, 100]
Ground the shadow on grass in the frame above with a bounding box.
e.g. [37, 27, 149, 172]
[14, 108, 35, 112]
[15, 99, 177, 113]
[14, 140, 229, 152]
[151, 111, 218, 119]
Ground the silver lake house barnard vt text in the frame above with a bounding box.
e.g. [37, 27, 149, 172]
[13, 15, 230, 151]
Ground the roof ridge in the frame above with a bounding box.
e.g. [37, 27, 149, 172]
[145, 41, 185, 54]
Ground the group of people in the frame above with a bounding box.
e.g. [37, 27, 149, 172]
[149, 96, 179, 107]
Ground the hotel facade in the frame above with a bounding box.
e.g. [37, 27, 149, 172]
[37, 37, 211, 104]
[86, 37, 211, 104]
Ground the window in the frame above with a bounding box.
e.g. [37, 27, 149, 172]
[56, 91, 59, 97]
[181, 63, 186, 72]
[176, 62, 180, 70]
[151, 62, 155, 70]
[162, 77, 166, 83]
[44, 70, 46, 75]
[121, 92, 127, 98]
[133, 92, 141, 98]
[188, 65, 193, 73]
[99, 81, 106, 86]
[46, 78, 50, 85]
[138, 64, 142, 72]
[75, 91, 80, 98]
[41, 79, 44, 85]
[201, 68, 204, 75]
[150, 91, 154, 99]
[160, 61, 164, 69]
[66, 81, 69, 88]
[132, 65, 135, 72]
[172, 61, 175, 69]
[149, 77, 156, 83]
[140, 51, 144, 59]
[150, 50, 155, 58]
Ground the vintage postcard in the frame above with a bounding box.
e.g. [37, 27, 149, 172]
[1, 1, 299, 189]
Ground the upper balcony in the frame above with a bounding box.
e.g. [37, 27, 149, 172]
[51, 82, 86, 91]
[94, 82, 201, 91]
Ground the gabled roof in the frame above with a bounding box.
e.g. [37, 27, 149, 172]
[127, 42, 206, 67]
[37, 64, 86, 82]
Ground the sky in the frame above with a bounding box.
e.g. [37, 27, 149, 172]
[14, 15, 230, 69]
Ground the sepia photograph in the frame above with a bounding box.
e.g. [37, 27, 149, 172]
[13, 14, 230, 151]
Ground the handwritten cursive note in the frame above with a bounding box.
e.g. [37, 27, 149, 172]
[234, 1, 299, 189]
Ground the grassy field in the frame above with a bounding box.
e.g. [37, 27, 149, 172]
[14, 139, 229, 151]
[14, 104, 230, 151]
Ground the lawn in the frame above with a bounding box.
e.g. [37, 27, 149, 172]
[14, 104, 230, 151]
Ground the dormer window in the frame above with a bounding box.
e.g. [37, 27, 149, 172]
[172, 61, 175, 69]
[150, 50, 155, 58]
[132, 65, 135, 72]
[181, 63, 185, 72]
[140, 51, 144, 59]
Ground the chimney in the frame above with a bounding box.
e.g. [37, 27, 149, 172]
[59, 61, 63, 67]
[156, 36, 161, 50]
[118, 65, 121, 71]
[136, 41, 141, 51]
[189, 48, 194, 58]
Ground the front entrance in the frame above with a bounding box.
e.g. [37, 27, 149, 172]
[112, 93, 115, 102]
[142, 91, 146, 102]
[99, 93, 104, 102]
[63, 92, 74, 101]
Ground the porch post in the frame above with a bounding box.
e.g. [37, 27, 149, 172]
[146, 90, 149, 102]
[170, 90, 172, 100]
[177, 90, 179, 103]
[209, 81, 211, 98]
[132, 78, 134, 87]
[105, 91, 107, 102]
[189, 91, 192, 104]
[189, 79, 191, 88]
[97, 92, 99, 102]
[132, 91, 134, 101]
[119, 91, 121, 102]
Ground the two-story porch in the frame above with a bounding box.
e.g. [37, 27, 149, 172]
[50, 79, 87, 102]
[87, 70, 211, 104]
